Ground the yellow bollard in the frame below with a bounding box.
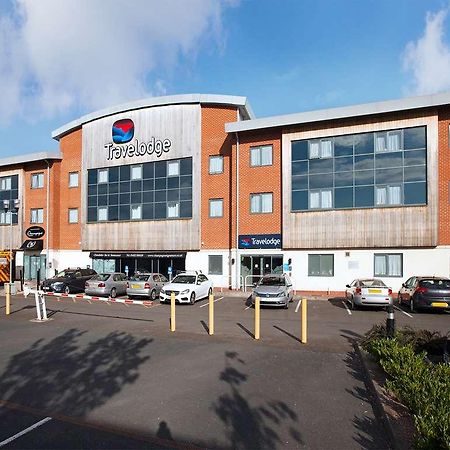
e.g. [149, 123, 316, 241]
[170, 292, 176, 332]
[301, 297, 307, 344]
[255, 296, 260, 340]
[209, 293, 214, 335]
[5, 284, 10, 315]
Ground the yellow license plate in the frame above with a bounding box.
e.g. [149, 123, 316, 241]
[431, 302, 448, 308]
[369, 289, 382, 294]
[132, 284, 141, 289]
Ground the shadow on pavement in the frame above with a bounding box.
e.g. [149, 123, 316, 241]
[236, 322, 254, 339]
[273, 325, 301, 343]
[328, 297, 347, 309]
[46, 308, 155, 323]
[212, 351, 304, 449]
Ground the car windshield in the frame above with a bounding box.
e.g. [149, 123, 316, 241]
[130, 275, 150, 282]
[259, 276, 285, 286]
[172, 275, 196, 284]
[91, 274, 110, 282]
[359, 279, 386, 287]
[55, 270, 75, 278]
[419, 279, 450, 289]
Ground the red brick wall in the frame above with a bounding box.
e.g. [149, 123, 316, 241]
[438, 107, 450, 244]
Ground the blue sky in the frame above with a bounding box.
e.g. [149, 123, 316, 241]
[1, 0, 450, 157]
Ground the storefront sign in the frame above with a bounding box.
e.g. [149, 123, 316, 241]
[89, 252, 185, 259]
[20, 240, 44, 250]
[25, 226, 45, 239]
[238, 234, 282, 249]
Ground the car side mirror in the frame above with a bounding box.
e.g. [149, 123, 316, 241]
[287, 284, 292, 287]
[345, 284, 350, 288]
[402, 283, 406, 288]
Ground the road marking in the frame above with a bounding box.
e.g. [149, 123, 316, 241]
[295, 299, 301, 313]
[244, 305, 252, 310]
[342, 300, 352, 315]
[0, 417, 52, 447]
[199, 297, 224, 308]
[394, 305, 413, 318]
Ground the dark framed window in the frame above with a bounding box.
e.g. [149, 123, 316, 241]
[374, 253, 403, 277]
[308, 254, 334, 276]
[208, 255, 223, 275]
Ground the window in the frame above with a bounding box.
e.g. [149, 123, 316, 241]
[0, 211, 11, 224]
[209, 199, 223, 218]
[130, 204, 142, 220]
[309, 140, 332, 159]
[250, 193, 273, 214]
[167, 161, 179, 177]
[308, 254, 334, 276]
[250, 145, 273, 166]
[68, 208, 78, 223]
[375, 130, 402, 153]
[167, 201, 180, 218]
[375, 185, 401, 205]
[69, 172, 79, 188]
[130, 164, 143, 180]
[30, 208, 44, 224]
[374, 253, 403, 277]
[0, 177, 11, 191]
[31, 173, 44, 189]
[98, 206, 108, 221]
[309, 189, 332, 209]
[98, 168, 108, 184]
[208, 255, 223, 275]
[209, 155, 224, 174]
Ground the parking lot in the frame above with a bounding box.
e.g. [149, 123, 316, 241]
[0, 292, 448, 449]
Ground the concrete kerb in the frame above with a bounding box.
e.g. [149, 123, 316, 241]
[354, 343, 414, 450]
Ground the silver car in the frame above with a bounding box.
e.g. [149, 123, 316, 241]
[127, 273, 168, 300]
[345, 278, 393, 309]
[85, 272, 128, 298]
[251, 274, 294, 308]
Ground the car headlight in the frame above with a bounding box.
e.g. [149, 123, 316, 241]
[181, 289, 190, 294]
[277, 291, 285, 297]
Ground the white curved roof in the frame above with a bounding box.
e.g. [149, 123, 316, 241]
[52, 94, 254, 140]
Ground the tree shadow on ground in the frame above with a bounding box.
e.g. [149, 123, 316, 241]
[0, 328, 152, 417]
[212, 351, 304, 449]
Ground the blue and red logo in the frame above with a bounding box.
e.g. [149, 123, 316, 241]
[112, 119, 134, 144]
[240, 237, 252, 247]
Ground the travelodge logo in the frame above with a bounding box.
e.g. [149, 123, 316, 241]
[238, 234, 282, 249]
[112, 119, 134, 144]
[106, 118, 172, 161]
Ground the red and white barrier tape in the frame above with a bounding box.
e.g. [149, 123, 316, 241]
[23, 288, 154, 307]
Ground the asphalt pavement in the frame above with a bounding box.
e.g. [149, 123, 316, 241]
[0, 292, 448, 449]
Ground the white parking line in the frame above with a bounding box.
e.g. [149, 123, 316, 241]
[394, 305, 413, 318]
[0, 417, 52, 447]
[295, 299, 301, 313]
[342, 300, 352, 315]
[244, 305, 252, 310]
[199, 297, 224, 308]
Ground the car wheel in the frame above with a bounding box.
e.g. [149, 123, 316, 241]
[110, 288, 117, 298]
[208, 287, 213, 298]
[150, 289, 156, 300]
[190, 292, 196, 305]
[64, 285, 70, 295]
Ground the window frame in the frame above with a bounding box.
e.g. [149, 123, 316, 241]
[250, 192, 273, 214]
[0, 177, 11, 191]
[68, 171, 79, 188]
[31, 172, 44, 189]
[68, 208, 79, 224]
[209, 198, 224, 218]
[308, 254, 334, 277]
[167, 161, 180, 178]
[208, 255, 223, 275]
[30, 208, 44, 224]
[98, 168, 109, 184]
[374, 253, 403, 277]
[250, 145, 273, 167]
[209, 155, 224, 174]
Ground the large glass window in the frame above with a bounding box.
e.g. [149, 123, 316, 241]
[87, 158, 192, 222]
[250, 145, 273, 166]
[291, 126, 427, 212]
[308, 254, 334, 276]
[208, 255, 223, 275]
[0, 177, 11, 191]
[374, 253, 403, 277]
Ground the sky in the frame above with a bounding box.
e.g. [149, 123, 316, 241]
[1, 0, 450, 157]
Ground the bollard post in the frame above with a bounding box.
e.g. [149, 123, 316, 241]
[5, 282, 10, 315]
[386, 303, 395, 338]
[255, 296, 260, 340]
[301, 297, 307, 344]
[33, 291, 48, 321]
[209, 293, 214, 335]
[170, 291, 176, 332]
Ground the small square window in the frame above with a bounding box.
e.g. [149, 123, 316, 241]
[250, 145, 273, 167]
[167, 161, 180, 177]
[208, 255, 223, 275]
[31, 173, 44, 189]
[130, 165, 143, 180]
[69, 172, 79, 188]
[209, 156, 224, 174]
[209, 199, 223, 218]
[68, 208, 78, 223]
[98, 206, 108, 221]
[30, 208, 44, 224]
[250, 193, 273, 213]
[98, 169, 108, 184]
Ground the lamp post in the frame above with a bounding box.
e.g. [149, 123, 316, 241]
[3, 198, 19, 315]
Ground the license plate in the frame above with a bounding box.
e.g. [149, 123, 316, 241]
[431, 302, 448, 308]
[132, 284, 141, 289]
[369, 289, 382, 294]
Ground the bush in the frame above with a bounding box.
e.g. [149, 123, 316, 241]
[362, 328, 450, 449]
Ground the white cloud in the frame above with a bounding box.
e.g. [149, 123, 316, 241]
[403, 8, 450, 95]
[0, 0, 237, 122]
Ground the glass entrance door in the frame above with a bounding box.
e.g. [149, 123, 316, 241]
[241, 255, 284, 290]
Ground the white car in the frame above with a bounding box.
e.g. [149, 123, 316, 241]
[159, 272, 213, 304]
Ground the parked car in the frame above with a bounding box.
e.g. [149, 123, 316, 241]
[85, 272, 127, 298]
[42, 268, 97, 294]
[398, 276, 450, 312]
[251, 274, 294, 308]
[159, 271, 213, 304]
[127, 273, 168, 300]
[345, 278, 393, 309]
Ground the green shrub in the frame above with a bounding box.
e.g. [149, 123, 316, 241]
[361, 329, 450, 449]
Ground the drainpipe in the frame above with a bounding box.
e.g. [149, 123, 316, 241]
[45, 160, 50, 279]
[235, 124, 240, 290]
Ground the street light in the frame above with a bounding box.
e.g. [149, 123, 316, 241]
[3, 198, 20, 315]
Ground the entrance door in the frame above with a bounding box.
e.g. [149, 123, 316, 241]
[241, 255, 284, 290]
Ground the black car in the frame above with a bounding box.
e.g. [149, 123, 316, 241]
[398, 276, 450, 312]
[42, 268, 97, 294]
